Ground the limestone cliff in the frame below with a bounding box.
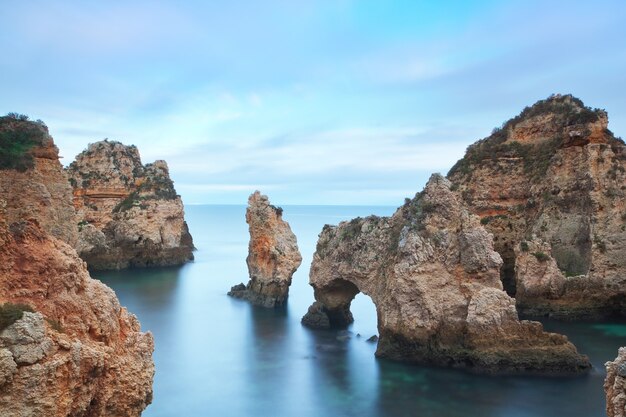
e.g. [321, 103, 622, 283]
[606, 347, 626, 417]
[0, 117, 153, 416]
[0, 220, 154, 417]
[448, 94, 626, 319]
[0, 115, 77, 245]
[67, 140, 194, 270]
[229, 191, 302, 307]
[302, 174, 590, 374]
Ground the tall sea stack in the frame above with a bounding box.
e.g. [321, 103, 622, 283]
[229, 191, 302, 307]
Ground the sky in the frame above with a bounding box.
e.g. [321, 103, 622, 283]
[1, 0, 625, 205]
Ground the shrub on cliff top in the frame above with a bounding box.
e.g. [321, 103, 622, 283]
[0, 113, 46, 172]
[0, 302, 34, 331]
[532, 252, 550, 262]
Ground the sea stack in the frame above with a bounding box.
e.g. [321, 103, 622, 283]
[302, 174, 590, 375]
[605, 348, 626, 417]
[67, 140, 194, 270]
[0, 115, 154, 416]
[448, 94, 626, 319]
[229, 191, 302, 307]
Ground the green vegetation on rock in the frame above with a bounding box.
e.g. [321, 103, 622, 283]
[0, 302, 34, 331]
[0, 113, 46, 172]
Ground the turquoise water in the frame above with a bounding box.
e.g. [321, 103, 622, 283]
[94, 205, 625, 417]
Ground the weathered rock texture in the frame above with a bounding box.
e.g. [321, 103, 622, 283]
[0, 220, 154, 417]
[229, 191, 302, 307]
[67, 140, 194, 270]
[302, 174, 590, 374]
[0, 116, 77, 246]
[0, 120, 154, 416]
[606, 347, 626, 417]
[448, 94, 626, 319]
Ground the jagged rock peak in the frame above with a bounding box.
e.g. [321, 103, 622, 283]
[0, 114, 78, 245]
[605, 347, 626, 417]
[67, 139, 194, 270]
[302, 174, 590, 374]
[228, 191, 302, 308]
[447, 95, 626, 318]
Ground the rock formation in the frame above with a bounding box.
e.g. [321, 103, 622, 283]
[0, 115, 77, 245]
[606, 347, 626, 417]
[302, 174, 590, 374]
[0, 116, 154, 416]
[229, 191, 302, 307]
[0, 220, 154, 417]
[448, 94, 626, 319]
[67, 140, 194, 270]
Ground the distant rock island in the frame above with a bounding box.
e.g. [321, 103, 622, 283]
[0, 114, 153, 416]
[67, 140, 194, 270]
[229, 191, 302, 307]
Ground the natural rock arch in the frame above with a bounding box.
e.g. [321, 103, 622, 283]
[302, 174, 590, 375]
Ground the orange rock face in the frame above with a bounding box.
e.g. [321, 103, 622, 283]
[0, 118, 77, 246]
[0, 118, 154, 416]
[0, 220, 154, 417]
[229, 191, 302, 307]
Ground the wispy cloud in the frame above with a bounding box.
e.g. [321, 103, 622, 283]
[1, 1, 625, 204]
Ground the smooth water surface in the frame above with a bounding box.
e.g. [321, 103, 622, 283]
[94, 205, 625, 417]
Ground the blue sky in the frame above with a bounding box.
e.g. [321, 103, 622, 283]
[1, 0, 625, 205]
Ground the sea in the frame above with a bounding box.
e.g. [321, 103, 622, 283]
[94, 205, 625, 417]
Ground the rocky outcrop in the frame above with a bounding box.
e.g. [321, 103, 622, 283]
[0, 118, 154, 416]
[67, 140, 194, 270]
[0, 115, 77, 245]
[228, 191, 302, 307]
[302, 174, 590, 374]
[0, 220, 154, 417]
[606, 347, 626, 417]
[448, 95, 626, 319]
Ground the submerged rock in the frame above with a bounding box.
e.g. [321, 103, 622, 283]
[302, 174, 590, 375]
[228, 191, 302, 307]
[448, 94, 626, 319]
[606, 347, 626, 417]
[67, 140, 194, 270]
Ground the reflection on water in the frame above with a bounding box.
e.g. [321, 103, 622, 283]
[96, 205, 625, 417]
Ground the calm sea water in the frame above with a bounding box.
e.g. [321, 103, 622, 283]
[94, 205, 625, 417]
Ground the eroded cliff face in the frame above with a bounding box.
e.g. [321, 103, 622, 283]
[448, 95, 626, 319]
[0, 116, 77, 246]
[302, 174, 590, 374]
[0, 220, 154, 417]
[229, 191, 302, 307]
[0, 120, 153, 416]
[67, 140, 194, 270]
[606, 347, 626, 417]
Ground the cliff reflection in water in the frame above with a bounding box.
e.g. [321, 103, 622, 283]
[97, 205, 622, 417]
